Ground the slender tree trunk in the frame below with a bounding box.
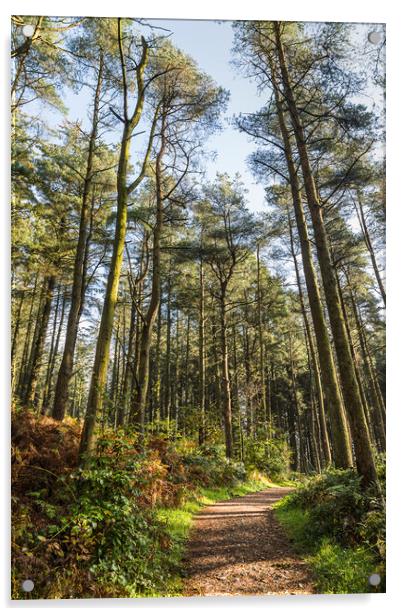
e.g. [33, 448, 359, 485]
[42, 286, 67, 413]
[219, 289, 233, 458]
[334, 266, 374, 443]
[354, 190, 386, 306]
[270, 62, 351, 468]
[11, 289, 25, 394]
[256, 244, 268, 434]
[79, 29, 149, 459]
[286, 204, 332, 465]
[17, 273, 39, 397]
[11, 290, 24, 364]
[132, 123, 166, 432]
[80, 124, 132, 456]
[23, 275, 56, 407]
[347, 279, 386, 451]
[303, 325, 322, 472]
[164, 270, 172, 426]
[232, 324, 244, 461]
[118, 300, 136, 427]
[242, 296, 254, 437]
[274, 21, 377, 487]
[53, 53, 104, 421]
[287, 332, 300, 472]
[198, 255, 206, 444]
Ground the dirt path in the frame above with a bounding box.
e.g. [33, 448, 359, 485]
[182, 487, 315, 596]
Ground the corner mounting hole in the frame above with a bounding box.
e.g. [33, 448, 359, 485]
[22, 25, 35, 38]
[21, 579, 34, 592]
[368, 573, 381, 586]
[368, 31, 381, 44]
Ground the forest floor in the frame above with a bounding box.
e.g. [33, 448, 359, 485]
[182, 487, 315, 596]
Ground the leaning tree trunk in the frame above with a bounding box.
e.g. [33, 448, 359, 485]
[23, 275, 56, 407]
[270, 64, 351, 468]
[286, 204, 331, 465]
[79, 124, 131, 458]
[274, 21, 377, 488]
[52, 53, 104, 421]
[347, 277, 386, 452]
[355, 190, 386, 307]
[79, 31, 150, 460]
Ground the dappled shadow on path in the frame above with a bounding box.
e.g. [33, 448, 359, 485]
[182, 488, 315, 597]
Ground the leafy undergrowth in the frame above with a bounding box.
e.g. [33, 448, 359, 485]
[11, 410, 278, 599]
[273, 463, 386, 594]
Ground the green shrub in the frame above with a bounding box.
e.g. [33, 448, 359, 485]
[243, 436, 290, 479]
[275, 467, 386, 594]
[183, 444, 246, 487]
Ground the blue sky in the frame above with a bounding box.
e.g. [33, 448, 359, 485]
[149, 19, 267, 211]
[30, 19, 384, 217]
[39, 19, 268, 213]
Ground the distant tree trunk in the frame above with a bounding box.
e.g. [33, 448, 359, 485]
[163, 270, 172, 426]
[287, 332, 300, 472]
[198, 254, 206, 444]
[17, 273, 39, 397]
[117, 299, 135, 427]
[334, 266, 374, 443]
[242, 298, 254, 437]
[256, 244, 268, 435]
[303, 325, 322, 472]
[219, 285, 233, 458]
[42, 286, 67, 413]
[22, 275, 56, 407]
[52, 52, 104, 421]
[232, 323, 244, 461]
[274, 21, 378, 488]
[11, 289, 25, 393]
[11, 290, 24, 365]
[154, 296, 162, 423]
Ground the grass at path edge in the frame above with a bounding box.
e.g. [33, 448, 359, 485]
[273, 495, 379, 594]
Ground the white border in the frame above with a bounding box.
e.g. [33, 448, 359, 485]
[2, 1, 401, 614]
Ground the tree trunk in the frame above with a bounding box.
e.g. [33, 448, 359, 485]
[42, 285, 67, 413]
[23, 275, 56, 407]
[286, 204, 332, 465]
[347, 278, 386, 451]
[219, 290, 233, 458]
[354, 190, 386, 306]
[287, 332, 300, 472]
[79, 29, 149, 460]
[17, 273, 39, 397]
[198, 255, 206, 444]
[132, 124, 165, 433]
[274, 21, 377, 487]
[256, 244, 268, 434]
[270, 60, 351, 468]
[52, 53, 104, 421]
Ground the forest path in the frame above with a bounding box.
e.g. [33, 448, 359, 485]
[182, 487, 315, 596]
